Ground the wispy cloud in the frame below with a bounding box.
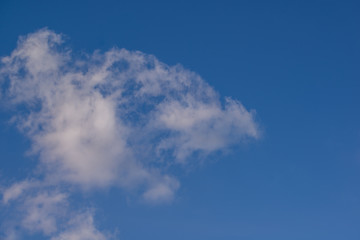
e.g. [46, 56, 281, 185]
[50, 212, 109, 240]
[0, 28, 259, 239]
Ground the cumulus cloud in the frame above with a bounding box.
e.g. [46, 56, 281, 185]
[0, 28, 259, 239]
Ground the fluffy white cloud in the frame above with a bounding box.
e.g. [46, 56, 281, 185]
[0, 28, 259, 239]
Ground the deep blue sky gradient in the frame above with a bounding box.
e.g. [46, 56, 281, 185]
[1, 0, 360, 239]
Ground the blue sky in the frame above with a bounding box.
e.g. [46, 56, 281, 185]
[0, 0, 360, 239]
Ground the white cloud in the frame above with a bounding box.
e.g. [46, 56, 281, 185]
[143, 175, 180, 203]
[1, 183, 109, 240]
[0, 28, 259, 239]
[152, 97, 258, 161]
[2, 180, 35, 204]
[51, 212, 108, 240]
[21, 191, 67, 235]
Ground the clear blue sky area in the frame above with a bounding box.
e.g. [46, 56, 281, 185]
[0, 1, 360, 239]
